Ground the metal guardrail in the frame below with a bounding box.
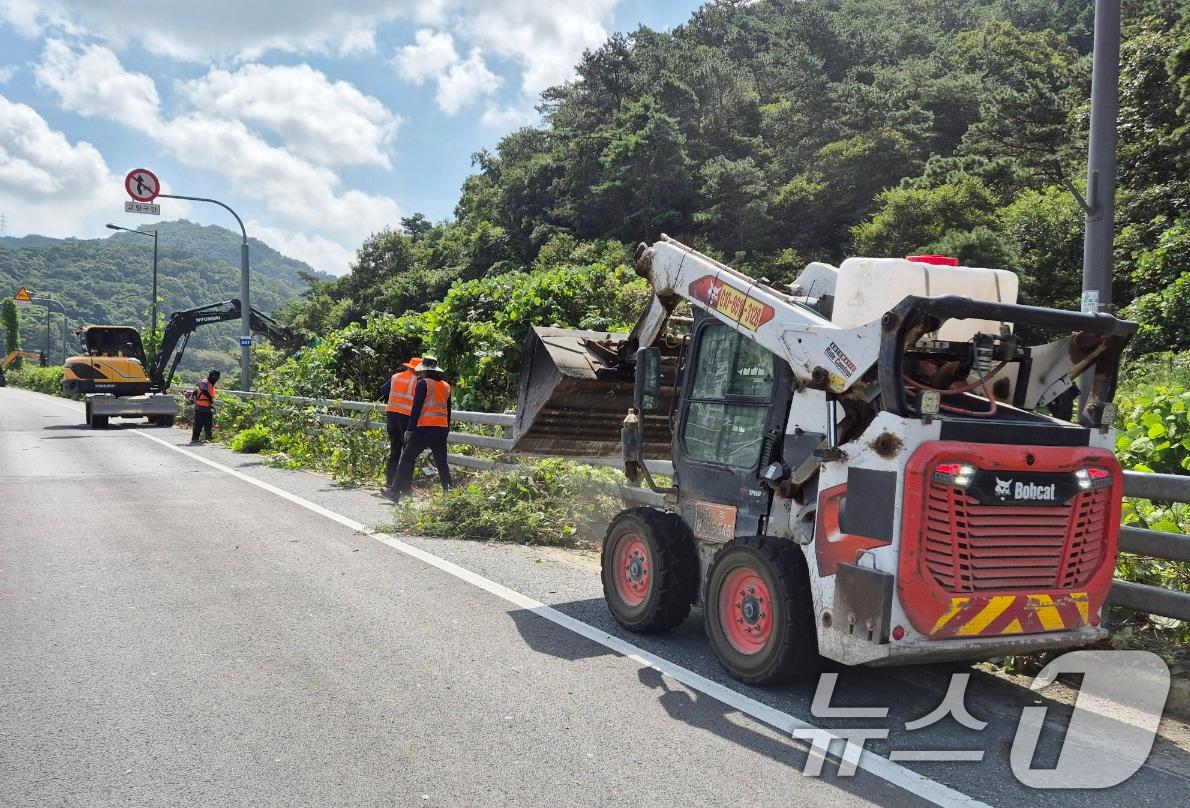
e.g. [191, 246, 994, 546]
[213, 389, 663, 507]
[1115, 471, 1190, 621]
[211, 388, 1187, 621]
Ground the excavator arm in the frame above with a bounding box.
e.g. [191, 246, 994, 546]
[151, 299, 301, 391]
[2, 350, 45, 368]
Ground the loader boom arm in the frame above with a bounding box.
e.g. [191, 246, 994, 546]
[634, 236, 879, 393]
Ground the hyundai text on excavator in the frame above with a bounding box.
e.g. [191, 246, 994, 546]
[62, 299, 300, 429]
[513, 236, 1135, 684]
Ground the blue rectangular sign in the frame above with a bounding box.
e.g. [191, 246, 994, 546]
[239, 336, 253, 347]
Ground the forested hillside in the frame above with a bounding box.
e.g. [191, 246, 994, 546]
[0, 220, 328, 369]
[277, 0, 1187, 402]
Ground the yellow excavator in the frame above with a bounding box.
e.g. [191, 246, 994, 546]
[0, 350, 46, 386]
[62, 299, 301, 428]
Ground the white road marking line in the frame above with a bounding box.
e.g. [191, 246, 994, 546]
[125, 421, 985, 807]
[10, 387, 990, 804]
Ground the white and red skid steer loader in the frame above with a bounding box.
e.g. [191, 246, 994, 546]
[513, 236, 1136, 684]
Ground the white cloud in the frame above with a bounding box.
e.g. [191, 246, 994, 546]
[436, 49, 502, 115]
[337, 27, 376, 56]
[6, 2, 622, 104]
[0, 93, 116, 236]
[162, 114, 402, 245]
[34, 39, 160, 124]
[461, 0, 618, 96]
[28, 40, 401, 273]
[3, 0, 409, 61]
[247, 220, 355, 276]
[181, 63, 399, 168]
[394, 29, 459, 84]
[393, 29, 501, 115]
[480, 101, 540, 129]
[0, 65, 17, 84]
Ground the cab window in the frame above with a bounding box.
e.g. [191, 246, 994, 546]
[682, 323, 775, 468]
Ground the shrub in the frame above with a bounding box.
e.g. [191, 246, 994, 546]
[230, 425, 271, 453]
[391, 459, 622, 546]
[1121, 272, 1190, 356]
[6, 365, 64, 396]
[1115, 383, 1190, 474]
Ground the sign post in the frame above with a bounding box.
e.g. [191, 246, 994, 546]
[122, 168, 253, 391]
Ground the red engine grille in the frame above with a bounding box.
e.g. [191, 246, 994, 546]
[924, 481, 1111, 592]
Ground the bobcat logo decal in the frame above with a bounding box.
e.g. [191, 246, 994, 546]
[994, 477, 1012, 499]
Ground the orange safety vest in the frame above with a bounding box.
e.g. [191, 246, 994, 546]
[386, 370, 417, 415]
[194, 380, 216, 409]
[417, 378, 451, 428]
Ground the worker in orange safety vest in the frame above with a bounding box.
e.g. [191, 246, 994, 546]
[187, 369, 221, 444]
[391, 356, 453, 500]
[378, 357, 421, 494]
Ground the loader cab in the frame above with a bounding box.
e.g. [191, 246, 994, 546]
[670, 312, 794, 538]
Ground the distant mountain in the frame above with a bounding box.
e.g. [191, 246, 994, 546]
[0, 220, 333, 371]
[103, 220, 333, 293]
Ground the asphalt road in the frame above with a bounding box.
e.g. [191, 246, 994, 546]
[2, 386, 1187, 808]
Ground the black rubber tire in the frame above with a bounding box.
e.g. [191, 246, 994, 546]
[601, 507, 698, 633]
[705, 535, 819, 685]
[90, 414, 108, 430]
[160, 415, 175, 427]
[84, 401, 92, 427]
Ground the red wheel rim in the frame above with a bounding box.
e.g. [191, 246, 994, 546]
[613, 535, 650, 607]
[719, 566, 774, 655]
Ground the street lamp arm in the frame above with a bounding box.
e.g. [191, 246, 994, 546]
[156, 193, 246, 243]
[27, 296, 66, 315]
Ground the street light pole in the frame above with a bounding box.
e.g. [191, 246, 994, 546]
[106, 224, 159, 356]
[21, 294, 67, 364]
[151, 228, 158, 345]
[155, 194, 251, 391]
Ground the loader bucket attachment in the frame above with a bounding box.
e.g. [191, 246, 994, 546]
[512, 327, 677, 459]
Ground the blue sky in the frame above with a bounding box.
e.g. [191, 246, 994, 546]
[0, 1, 700, 274]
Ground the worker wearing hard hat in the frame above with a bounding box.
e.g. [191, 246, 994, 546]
[379, 357, 421, 496]
[187, 369, 221, 444]
[391, 356, 453, 500]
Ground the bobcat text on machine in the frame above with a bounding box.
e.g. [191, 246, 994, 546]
[62, 299, 301, 429]
[514, 235, 1136, 684]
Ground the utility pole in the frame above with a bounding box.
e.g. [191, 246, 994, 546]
[1082, 0, 1121, 314]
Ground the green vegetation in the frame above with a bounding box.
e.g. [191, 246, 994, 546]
[2, 298, 18, 354]
[0, 219, 328, 374]
[389, 459, 622, 546]
[234, 1, 1190, 555]
[230, 425, 272, 454]
[1112, 372, 1190, 646]
[280, 0, 1187, 358]
[5, 365, 63, 395]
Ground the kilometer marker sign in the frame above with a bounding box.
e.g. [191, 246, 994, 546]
[125, 168, 160, 203]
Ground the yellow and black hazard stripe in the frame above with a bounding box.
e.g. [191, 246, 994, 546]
[929, 592, 1090, 638]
